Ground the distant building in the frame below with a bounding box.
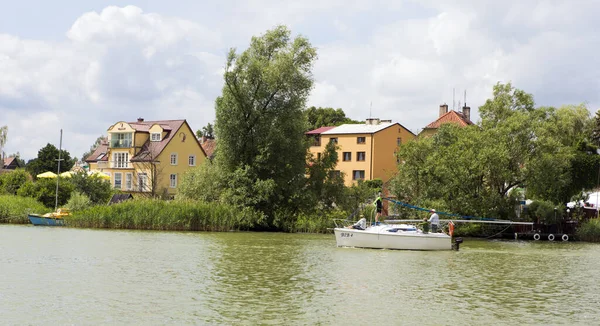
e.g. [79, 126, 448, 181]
[199, 137, 216, 160]
[419, 104, 474, 137]
[2, 156, 22, 170]
[306, 118, 416, 186]
[85, 118, 207, 195]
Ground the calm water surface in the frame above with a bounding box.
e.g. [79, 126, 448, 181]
[1, 225, 600, 325]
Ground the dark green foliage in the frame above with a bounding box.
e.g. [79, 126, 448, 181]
[304, 141, 345, 210]
[68, 171, 112, 204]
[214, 25, 317, 225]
[26, 143, 75, 178]
[67, 198, 264, 231]
[0, 195, 50, 224]
[17, 178, 74, 208]
[0, 169, 30, 195]
[576, 219, 600, 242]
[526, 200, 559, 224]
[305, 106, 360, 131]
[196, 123, 215, 139]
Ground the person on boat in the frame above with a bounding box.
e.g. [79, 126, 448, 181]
[429, 209, 440, 232]
[373, 192, 383, 224]
[420, 217, 430, 233]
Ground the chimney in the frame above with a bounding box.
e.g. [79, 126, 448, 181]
[439, 104, 448, 117]
[365, 118, 381, 125]
[462, 105, 471, 122]
[137, 117, 144, 122]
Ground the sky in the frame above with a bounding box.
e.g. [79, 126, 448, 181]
[1, 0, 599, 161]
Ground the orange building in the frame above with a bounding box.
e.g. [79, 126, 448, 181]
[419, 104, 474, 137]
[307, 118, 416, 186]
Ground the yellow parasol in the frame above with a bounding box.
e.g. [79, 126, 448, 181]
[37, 171, 57, 178]
[88, 170, 111, 180]
[59, 171, 76, 178]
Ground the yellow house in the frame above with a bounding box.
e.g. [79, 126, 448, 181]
[85, 118, 206, 196]
[307, 118, 416, 186]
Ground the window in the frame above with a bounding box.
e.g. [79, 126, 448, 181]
[125, 173, 132, 190]
[97, 153, 106, 160]
[110, 133, 132, 148]
[357, 152, 366, 161]
[357, 137, 366, 144]
[113, 152, 129, 168]
[343, 152, 351, 161]
[312, 136, 321, 147]
[397, 137, 402, 146]
[151, 132, 161, 141]
[170, 174, 177, 188]
[189, 155, 196, 166]
[329, 137, 338, 144]
[352, 170, 365, 180]
[170, 153, 178, 165]
[114, 173, 122, 189]
[317, 153, 321, 160]
[138, 173, 148, 192]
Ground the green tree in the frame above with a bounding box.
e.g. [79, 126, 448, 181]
[17, 178, 74, 208]
[196, 123, 215, 139]
[305, 107, 360, 131]
[68, 171, 112, 204]
[304, 141, 345, 209]
[591, 110, 600, 147]
[0, 126, 7, 162]
[214, 25, 317, 228]
[0, 169, 31, 195]
[26, 144, 75, 178]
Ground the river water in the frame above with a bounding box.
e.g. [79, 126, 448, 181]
[1, 225, 599, 325]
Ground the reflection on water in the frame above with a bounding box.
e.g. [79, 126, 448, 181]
[1, 225, 600, 325]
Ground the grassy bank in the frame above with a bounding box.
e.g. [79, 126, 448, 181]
[67, 198, 266, 231]
[0, 195, 50, 224]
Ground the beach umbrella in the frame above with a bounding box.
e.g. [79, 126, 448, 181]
[88, 170, 110, 180]
[59, 171, 76, 178]
[37, 171, 57, 178]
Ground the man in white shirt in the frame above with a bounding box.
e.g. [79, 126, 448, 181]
[429, 209, 440, 233]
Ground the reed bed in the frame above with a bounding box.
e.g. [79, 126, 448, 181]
[576, 218, 600, 242]
[66, 198, 265, 231]
[0, 195, 50, 224]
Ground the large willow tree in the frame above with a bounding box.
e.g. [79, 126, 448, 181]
[214, 26, 317, 228]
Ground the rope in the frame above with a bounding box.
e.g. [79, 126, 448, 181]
[384, 197, 498, 221]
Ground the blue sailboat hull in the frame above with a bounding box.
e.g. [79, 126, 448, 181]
[28, 214, 65, 226]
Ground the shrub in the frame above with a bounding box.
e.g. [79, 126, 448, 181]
[65, 191, 92, 212]
[0, 169, 31, 195]
[576, 219, 600, 242]
[17, 177, 74, 208]
[0, 195, 50, 224]
[527, 200, 559, 224]
[68, 171, 112, 204]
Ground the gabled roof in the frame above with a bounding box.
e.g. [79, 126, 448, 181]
[130, 120, 187, 162]
[424, 110, 474, 129]
[305, 126, 336, 135]
[200, 138, 216, 159]
[3, 157, 16, 167]
[84, 140, 109, 162]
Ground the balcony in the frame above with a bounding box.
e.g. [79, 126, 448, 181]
[110, 139, 133, 148]
[109, 161, 131, 169]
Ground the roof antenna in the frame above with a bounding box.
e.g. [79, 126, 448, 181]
[369, 101, 372, 118]
[464, 89, 467, 107]
[453, 88, 455, 111]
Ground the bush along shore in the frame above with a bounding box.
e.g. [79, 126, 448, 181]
[0, 195, 51, 224]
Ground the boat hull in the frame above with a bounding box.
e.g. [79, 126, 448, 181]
[28, 214, 65, 226]
[334, 226, 452, 251]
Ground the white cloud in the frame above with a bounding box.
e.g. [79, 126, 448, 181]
[1, 1, 599, 160]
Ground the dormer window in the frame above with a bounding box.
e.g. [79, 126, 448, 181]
[97, 153, 106, 160]
[151, 132, 161, 141]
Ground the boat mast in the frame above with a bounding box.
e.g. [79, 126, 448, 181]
[55, 129, 63, 211]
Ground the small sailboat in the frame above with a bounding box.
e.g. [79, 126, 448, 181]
[28, 129, 70, 226]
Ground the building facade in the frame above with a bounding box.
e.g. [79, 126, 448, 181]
[85, 119, 206, 196]
[307, 118, 416, 186]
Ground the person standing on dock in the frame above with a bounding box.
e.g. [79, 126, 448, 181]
[373, 193, 383, 224]
[429, 209, 440, 232]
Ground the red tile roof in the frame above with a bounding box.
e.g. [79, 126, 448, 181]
[200, 138, 216, 159]
[305, 126, 336, 135]
[84, 139, 109, 162]
[130, 120, 187, 162]
[424, 111, 474, 129]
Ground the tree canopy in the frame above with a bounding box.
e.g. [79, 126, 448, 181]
[392, 82, 597, 220]
[26, 144, 75, 178]
[305, 106, 360, 131]
[82, 136, 106, 161]
[196, 123, 215, 139]
[0, 126, 7, 158]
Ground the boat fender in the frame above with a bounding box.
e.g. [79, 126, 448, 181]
[533, 233, 541, 241]
[449, 221, 455, 237]
[548, 234, 555, 241]
[562, 234, 569, 242]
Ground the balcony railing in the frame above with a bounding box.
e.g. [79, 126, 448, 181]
[97, 161, 108, 168]
[110, 139, 133, 148]
[109, 161, 131, 169]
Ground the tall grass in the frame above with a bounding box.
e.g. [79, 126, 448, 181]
[67, 198, 265, 231]
[576, 219, 600, 242]
[0, 195, 50, 224]
[293, 210, 348, 233]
